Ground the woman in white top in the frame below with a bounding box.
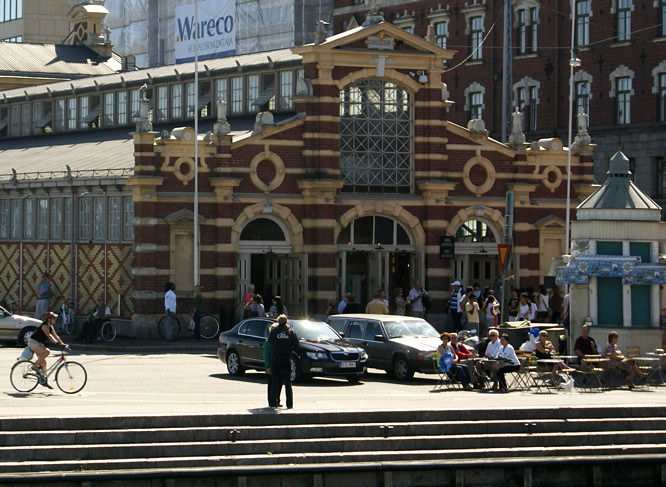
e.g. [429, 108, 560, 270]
[164, 282, 177, 341]
[517, 293, 530, 320]
[493, 333, 521, 391]
[536, 285, 550, 322]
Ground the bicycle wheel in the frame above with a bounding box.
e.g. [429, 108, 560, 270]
[158, 315, 181, 339]
[10, 360, 39, 392]
[64, 312, 76, 335]
[199, 314, 220, 339]
[100, 321, 116, 342]
[55, 361, 87, 394]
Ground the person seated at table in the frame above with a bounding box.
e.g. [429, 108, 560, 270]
[437, 332, 473, 391]
[493, 333, 521, 392]
[574, 324, 598, 370]
[451, 332, 476, 359]
[604, 331, 647, 389]
[535, 330, 574, 384]
[474, 329, 501, 387]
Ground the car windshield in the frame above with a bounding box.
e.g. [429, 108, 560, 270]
[383, 320, 439, 339]
[291, 320, 341, 341]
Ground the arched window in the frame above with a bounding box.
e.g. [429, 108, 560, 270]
[339, 80, 411, 194]
[239, 218, 286, 241]
[337, 216, 412, 248]
[455, 219, 496, 242]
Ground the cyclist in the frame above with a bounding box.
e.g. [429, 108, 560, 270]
[27, 311, 67, 389]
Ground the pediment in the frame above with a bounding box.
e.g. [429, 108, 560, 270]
[534, 215, 566, 229]
[293, 21, 455, 61]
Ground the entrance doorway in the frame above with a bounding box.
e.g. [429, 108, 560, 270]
[342, 251, 412, 311]
[237, 216, 306, 317]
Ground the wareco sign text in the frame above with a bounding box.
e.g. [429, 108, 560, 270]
[175, 0, 236, 64]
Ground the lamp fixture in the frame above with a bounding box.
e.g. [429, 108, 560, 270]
[375, 243, 384, 250]
[417, 70, 428, 84]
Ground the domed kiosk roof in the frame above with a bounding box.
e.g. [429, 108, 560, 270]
[577, 151, 661, 221]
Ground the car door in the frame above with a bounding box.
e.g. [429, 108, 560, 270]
[237, 319, 271, 367]
[0, 307, 17, 342]
[341, 319, 366, 359]
[361, 320, 390, 370]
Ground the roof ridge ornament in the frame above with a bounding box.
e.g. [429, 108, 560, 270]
[363, 0, 385, 26]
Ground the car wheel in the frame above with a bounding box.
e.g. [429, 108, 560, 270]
[392, 356, 414, 380]
[17, 326, 36, 347]
[226, 349, 245, 376]
[346, 374, 362, 383]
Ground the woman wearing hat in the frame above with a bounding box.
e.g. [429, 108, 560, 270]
[27, 311, 67, 389]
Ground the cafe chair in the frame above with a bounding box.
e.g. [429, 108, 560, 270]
[432, 357, 462, 390]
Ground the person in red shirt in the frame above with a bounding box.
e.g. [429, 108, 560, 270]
[450, 333, 475, 359]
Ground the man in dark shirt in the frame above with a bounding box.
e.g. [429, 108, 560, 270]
[574, 324, 597, 369]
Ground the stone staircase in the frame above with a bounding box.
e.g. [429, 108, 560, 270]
[1, 405, 665, 486]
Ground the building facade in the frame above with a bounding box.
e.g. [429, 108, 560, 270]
[0, 0, 70, 43]
[334, 0, 666, 215]
[0, 10, 596, 331]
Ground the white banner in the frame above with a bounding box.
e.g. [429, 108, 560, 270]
[175, 0, 236, 64]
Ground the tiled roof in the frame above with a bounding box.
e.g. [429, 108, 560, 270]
[0, 114, 294, 182]
[0, 48, 300, 102]
[0, 42, 121, 79]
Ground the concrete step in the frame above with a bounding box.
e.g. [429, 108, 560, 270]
[1, 406, 665, 477]
[2, 443, 666, 473]
[0, 404, 663, 431]
[3, 417, 666, 446]
[1, 430, 666, 463]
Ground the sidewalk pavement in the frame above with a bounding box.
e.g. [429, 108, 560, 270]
[66, 335, 219, 353]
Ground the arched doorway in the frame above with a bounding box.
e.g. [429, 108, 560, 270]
[337, 215, 416, 311]
[453, 219, 500, 291]
[237, 217, 306, 317]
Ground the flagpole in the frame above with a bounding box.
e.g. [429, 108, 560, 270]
[194, 0, 199, 288]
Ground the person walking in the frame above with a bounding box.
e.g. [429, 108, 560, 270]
[190, 285, 203, 340]
[164, 282, 177, 341]
[268, 315, 299, 409]
[35, 273, 51, 319]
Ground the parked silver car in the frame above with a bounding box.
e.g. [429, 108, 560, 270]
[326, 314, 440, 380]
[0, 306, 42, 346]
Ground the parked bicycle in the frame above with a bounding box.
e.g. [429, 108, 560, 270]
[54, 298, 76, 335]
[157, 312, 220, 340]
[10, 346, 87, 394]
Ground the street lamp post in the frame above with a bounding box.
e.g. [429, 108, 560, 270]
[565, 2, 581, 257]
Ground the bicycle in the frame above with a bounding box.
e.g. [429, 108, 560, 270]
[157, 312, 220, 340]
[54, 298, 76, 335]
[10, 346, 87, 394]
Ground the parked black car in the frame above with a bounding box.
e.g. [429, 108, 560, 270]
[217, 317, 367, 382]
[326, 314, 440, 380]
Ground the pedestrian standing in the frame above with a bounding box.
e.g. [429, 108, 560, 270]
[35, 273, 51, 319]
[448, 281, 463, 332]
[407, 279, 428, 318]
[263, 322, 280, 407]
[394, 287, 406, 316]
[164, 282, 177, 341]
[190, 284, 203, 340]
[268, 295, 287, 318]
[465, 294, 480, 332]
[269, 315, 299, 409]
[536, 284, 550, 322]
